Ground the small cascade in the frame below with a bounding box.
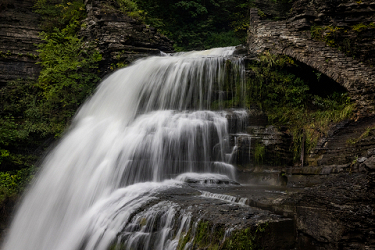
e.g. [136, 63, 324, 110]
[201, 191, 249, 205]
[2, 47, 248, 250]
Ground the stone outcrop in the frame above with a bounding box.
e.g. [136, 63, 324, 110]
[79, 0, 174, 77]
[245, 1, 375, 249]
[0, 0, 41, 86]
[286, 172, 375, 249]
[0, 0, 175, 86]
[290, 0, 375, 66]
[226, 109, 293, 170]
[247, 0, 375, 117]
[308, 116, 375, 166]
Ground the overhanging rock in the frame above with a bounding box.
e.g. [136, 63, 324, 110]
[248, 6, 375, 117]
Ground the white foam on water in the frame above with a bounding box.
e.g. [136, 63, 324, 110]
[2, 47, 246, 250]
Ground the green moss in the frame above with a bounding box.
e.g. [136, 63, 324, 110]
[257, 9, 266, 18]
[1, 0, 103, 210]
[246, 52, 354, 162]
[352, 22, 375, 32]
[178, 228, 192, 250]
[346, 126, 375, 145]
[177, 220, 268, 250]
[254, 143, 265, 164]
[311, 25, 342, 47]
[116, 0, 145, 20]
[222, 223, 268, 250]
[311, 23, 375, 61]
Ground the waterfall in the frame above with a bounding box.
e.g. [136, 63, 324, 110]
[2, 47, 246, 250]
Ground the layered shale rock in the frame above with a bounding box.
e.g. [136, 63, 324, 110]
[248, 0, 375, 117]
[0, 0, 41, 86]
[79, 0, 174, 77]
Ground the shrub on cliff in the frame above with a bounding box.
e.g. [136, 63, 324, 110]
[0, 0, 102, 203]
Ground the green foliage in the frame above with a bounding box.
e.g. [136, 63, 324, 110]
[352, 22, 375, 32]
[247, 52, 354, 161]
[1, 0, 102, 206]
[133, 0, 252, 50]
[34, 0, 86, 32]
[254, 143, 265, 164]
[311, 23, 375, 61]
[37, 28, 102, 135]
[204, 31, 241, 50]
[116, 0, 145, 19]
[247, 52, 308, 110]
[311, 25, 342, 47]
[0, 167, 35, 204]
[346, 126, 375, 145]
[35, 0, 102, 137]
[222, 223, 268, 250]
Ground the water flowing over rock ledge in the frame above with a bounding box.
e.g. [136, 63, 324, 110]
[0, 0, 375, 249]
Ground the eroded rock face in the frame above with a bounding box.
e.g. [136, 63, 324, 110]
[247, 0, 375, 117]
[225, 109, 293, 169]
[0, 0, 41, 85]
[79, 0, 174, 77]
[308, 116, 375, 166]
[289, 0, 375, 65]
[285, 172, 375, 249]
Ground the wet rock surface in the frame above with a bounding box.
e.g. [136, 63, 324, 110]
[225, 109, 293, 168]
[152, 182, 296, 249]
[283, 172, 375, 249]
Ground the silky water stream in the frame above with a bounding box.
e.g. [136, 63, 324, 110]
[2, 47, 254, 250]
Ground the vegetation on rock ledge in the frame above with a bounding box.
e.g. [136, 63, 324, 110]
[115, 0, 252, 50]
[246, 52, 354, 161]
[0, 0, 102, 209]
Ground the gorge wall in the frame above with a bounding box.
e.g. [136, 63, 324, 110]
[248, 0, 375, 117]
[0, 0, 174, 238]
[79, 0, 174, 77]
[0, 0, 174, 85]
[246, 1, 375, 248]
[0, 0, 41, 86]
[0, 0, 374, 248]
[247, 0, 375, 167]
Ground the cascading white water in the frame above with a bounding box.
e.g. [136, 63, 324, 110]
[2, 47, 246, 250]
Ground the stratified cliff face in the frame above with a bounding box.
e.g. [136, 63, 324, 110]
[0, 0, 174, 86]
[248, 0, 375, 117]
[246, 1, 375, 249]
[0, 0, 41, 86]
[290, 0, 375, 65]
[79, 0, 174, 77]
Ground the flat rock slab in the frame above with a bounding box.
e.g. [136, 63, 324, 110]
[153, 183, 296, 249]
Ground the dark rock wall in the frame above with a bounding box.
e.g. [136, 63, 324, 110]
[246, 2, 375, 249]
[309, 116, 375, 166]
[0, 0, 41, 86]
[290, 0, 375, 65]
[286, 172, 375, 249]
[79, 0, 174, 77]
[0, 0, 175, 86]
[248, 0, 375, 117]
[226, 109, 293, 170]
